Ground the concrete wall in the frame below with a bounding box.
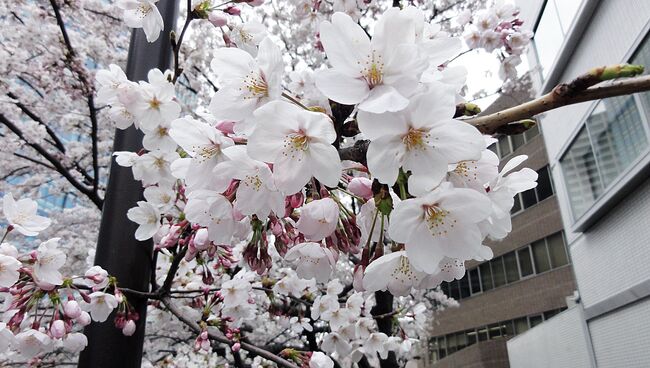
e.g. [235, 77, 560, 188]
[507, 306, 594, 368]
[435, 339, 509, 368]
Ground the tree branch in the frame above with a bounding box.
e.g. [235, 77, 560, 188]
[467, 71, 650, 134]
[160, 296, 300, 368]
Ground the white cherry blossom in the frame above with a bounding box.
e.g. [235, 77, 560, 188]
[284, 242, 336, 283]
[88, 292, 119, 322]
[247, 101, 342, 195]
[117, 0, 164, 43]
[33, 239, 66, 287]
[0, 255, 21, 288]
[296, 198, 339, 241]
[363, 251, 430, 296]
[184, 191, 235, 244]
[127, 201, 161, 240]
[2, 194, 51, 236]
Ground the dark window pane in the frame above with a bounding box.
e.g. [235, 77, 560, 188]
[491, 258, 507, 287]
[503, 320, 515, 336]
[469, 268, 481, 294]
[511, 193, 522, 214]
[449, 280, 460, 300]
[488, 323, 502, 339]
[511, 133, 525, 151]
[440, 282, 450, 296]
[439, 348, 447, 359]
[488, 142, 498, 155]
[437, 336, 446, 351]
[447, 333, 457, 353]
[529, 315, 543, 328]
[459, 274, 471, 299]
[548, 232, 569, 268]
[457, 332, 467, 350]
[521, 188, 538, 208]
[518, 248, 534, 277]
[503, 252, 520, 283]
[536, 166, 554, 201]
[514, 317, 529, 334]
[544, 309, 559, 320]
[479, 263, 494, 291]
[478, 327, 488, 341]
[532, 239, 551, 273]
[467, 330, 477, 345]
[498, 135, 512, 157]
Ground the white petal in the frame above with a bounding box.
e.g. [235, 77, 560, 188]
[358, 85, 409, 113]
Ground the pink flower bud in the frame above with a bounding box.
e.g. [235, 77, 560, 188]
[122, 320, 137, 336]
[76, 311, 91, 327]
[224, 6, 240, 15]
[348, 177, 373, 200]
[232, 342, 241, 352]
[50, 319, 66, 339]
[208, 12, 228, 27]
[64, 300, 82, 319]
[216, 120, 235, 134]
[194, 228, 210, 251]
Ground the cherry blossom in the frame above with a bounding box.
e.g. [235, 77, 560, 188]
[127, 201, 162, 240]
[284, 242, 336, 282]
[117, 0, 164, 43]
[33, 238, 66, 287]
[2, 194, 51, 236]
[88, 292, 120, 322]
[296, 198, 340, 241]
[0, 254, 21, 287]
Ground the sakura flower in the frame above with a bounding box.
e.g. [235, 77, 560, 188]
[228, 21, 268, 56]
[209, 37, 282, 126]
[2, 193, 51, 236]
[285, 242, 336, 283]
[131, 150, 180, 186]
[321, 332, 352, 356]
[84, 265, 110, 290]
[348, 177, 373, 200]
[388, 183, 491, 273]
[322, 307, 353, 331]
[311, 294, 339, 320]
[447, 143, 500, 192]
[247, 101, 342, 195]
[122, 320, 137, 336]
[143, 186, 176, 212]
[221, 278, 252, 307]
[184, 192, 235, 244]
[363, 332, 389, 359]
[50, 319, 66, 339]
[63, 333, 88, 353]
[142, 119, 178, 152]
[88, 292, 119, 322]
[315, 9, 428, 113]
[309, 351, 334, 368]
[127, 201, 161, 241]
[296, 198, 339, 241]
[0, 254, 21, 288]
[214, 146, 285, 219]
[363, 251, 430, 296]
[118, 0, 164, 43]
[129, 69, 180, 130]
[33, 238, 66, 287]
[222, 304, 255, 327]
[64, 300, 82, 319]
[169, 116, 234, 190]
[358, 85, 484, 186]
[15, 329, 51, 358]
[0, 323, 15, 352]
[480, 155, 538, 239]
[95, 64, 130, 105]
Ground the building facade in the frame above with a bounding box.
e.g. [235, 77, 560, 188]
[425, 78, 577, 367]
[506, 1, 650, 367]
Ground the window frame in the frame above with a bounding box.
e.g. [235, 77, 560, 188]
[555, 24, 650, 232]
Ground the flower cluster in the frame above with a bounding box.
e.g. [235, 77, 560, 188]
[0, 194, 134, 359]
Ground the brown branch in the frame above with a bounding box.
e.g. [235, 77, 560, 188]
[171, 0, 195, 83]
[160, 296, 300, 368]
[7, 92, 66, 152]
[466, 74, 650, 134]
[0, 113, 103, 208]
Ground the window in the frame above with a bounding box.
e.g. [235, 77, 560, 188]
[490, 127, 540, 159]
[440, 232, 568, 300]
[503, 252, 520, 283]
[533, 0, 582, 79]
[547, 232, 569, 268]
[560, 32, 650, 221]
[532, 239, 551, 273]
[514, 317, 529, 334]
[529, 315, 543, 328]
[518, 247, 534, 277]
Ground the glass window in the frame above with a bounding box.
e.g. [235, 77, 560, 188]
[532, 239, 551, 273]
[467, 330, 477, 345]
[511, 193, 522, 214]
[503, 320, 515, 337]
[491, 258, 507, 287]
[524, 123, 540, 142]
[447, 333, 457, 353]
[456, 332, 467, 350]
[479, 263, 494, 291]
[521, 188, 538, 209]
[547, 232, 569, 267]
[544, 309, 560, 320]
[488, 323, 502, 339]
[511, 134, 525, 152]
[503, 252, 520, 283]
[459, 274, 471, 299]
[514, 317, 529, 334]
[438, 336, 447, 358]
[536, 166, 554, 201]
[560, 126, 603, 218]
[518, 248, 534, 277]
[498, 135, 512, 157]
[477, 327, 488, 341]
[632, 32, 650, 114]
[449, 280, 460, 300]
[534, 1, 564, 78]
[469, 268, 481, 294]
[529, 315, 543, 328]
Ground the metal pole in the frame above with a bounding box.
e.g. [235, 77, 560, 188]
[79, 1, 179, 367]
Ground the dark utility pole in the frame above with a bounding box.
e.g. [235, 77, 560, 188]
[79, 1, 179, 367]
